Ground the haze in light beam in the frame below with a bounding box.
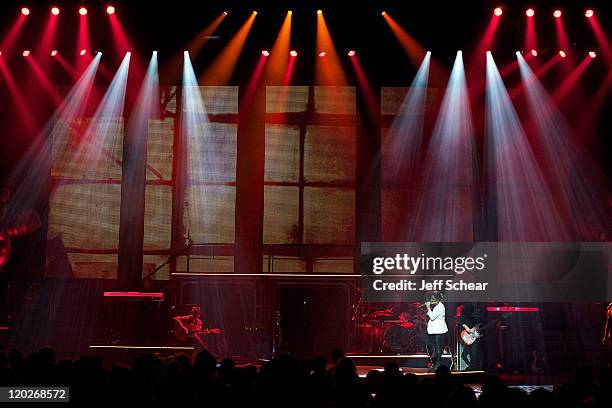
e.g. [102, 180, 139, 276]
[183, 52, 236, 244]
[486, 52, 568, 241]
[200, 12, 257, 85]
[517, 53, 610, 239]
[383, 52, 431, 185]
[4, 54, 101, 219]
[409, 52, 475, 241]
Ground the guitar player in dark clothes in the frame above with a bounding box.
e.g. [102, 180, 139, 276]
[458, 303, 484, 370]
[175, 306, 208, 355]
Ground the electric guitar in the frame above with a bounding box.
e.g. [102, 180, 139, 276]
[173, 321, 220, 341]
[460, 315, 507, 346]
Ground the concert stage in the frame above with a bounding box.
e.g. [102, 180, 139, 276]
[0, 1, 611, 407]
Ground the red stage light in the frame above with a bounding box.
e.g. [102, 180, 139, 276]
[531, 49, 538, 57]
[79, 7, 87, 16]
[589, 51, 596, 58]
[559, 50, 566, 58]
[553, 10, 562, 18]
[261, 50, 269, 57]
[21, 7, 30, 16]
[51, 7, 60, 15]
[347, 50, 356, 57]
[22, 50, 30, 57]
[51, 49, 58, 56]
[585, 9, 594, 18]
[106, 5, 116, 15]
[493, 7, 503, 17]
[80, 49, 87, 56]
[289, 50, 298, 57]
[526, 8, 535, 17]
[318, 51, 327, 57]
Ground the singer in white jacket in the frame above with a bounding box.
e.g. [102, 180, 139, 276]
[423, 292, 448, 370]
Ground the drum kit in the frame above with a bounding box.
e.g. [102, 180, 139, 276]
[356, 304, 427, 353]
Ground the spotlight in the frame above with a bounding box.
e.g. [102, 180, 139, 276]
[493, 7, 503, 17]
[526, 8, 535, 17]
[347, 50, 356, 57]
[531, 49, 538, 57]
[21, 7, 30, 16]
[288, 10, 292, 15]
[0, 51, 2, 56]
[589, 51, 596, 58]
[318, 51, 327, 57]
[261, 50, 269, 57]
[289, 50, 298, 57]
[184, 50, 189, 55]
[381, 11, 386, 16]
[585, 9, 594, 18]
[223, 11, 228, 16]
[317, 10, 323, 15]
[79, 7, 87, 16]
[51, 7, 60, 15]
[22, 50, 30, 57]
[51, 49, 58, 56]
[553, 10, 562, 18]
[252, 10, 257, 15]
[559, 50, 566, 58]
[106, 5, 115, 15]
[80, 49, 87, 56]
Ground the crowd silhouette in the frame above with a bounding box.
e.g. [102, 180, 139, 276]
[1, 346, 611, 407]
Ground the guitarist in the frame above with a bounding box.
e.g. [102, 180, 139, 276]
[174, 306, 208, 354]
[459, 303, 484, 370]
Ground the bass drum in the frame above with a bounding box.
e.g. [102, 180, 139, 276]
[383, 324, 420, 353]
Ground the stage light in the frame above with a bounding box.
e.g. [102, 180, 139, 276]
[261, 50, 269, 56]
[494, 7, 503, 17]
[253, 10, 257, 15]
[22, 50, 30, 57]
[589, 51, 596, 58]
[289, 50, 298, 57]
[51, 49, 58, 56]
[381, 11, 386, 16]
[51, 7, 60, 15]
[79, 7, 87, 16]
[21, 7, 30, 16]
[526, 8, 535, 17]
[559, 50, 566, 58]
[288, 10, 292, 15]
[531, 49, 538, 57]
[80, 49, 87, 56]
[347, 50, 356, 57]
[318, 51, 327, 57]
[106, 5, 115, 15]
[317, 10, 323, 15]
[223, 11, 228, 16]
[585, 9, 594, 18]
[553, 10, 562, 18]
